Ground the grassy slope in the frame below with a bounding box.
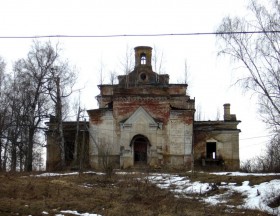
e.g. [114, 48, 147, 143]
[0, 171, 276, 216]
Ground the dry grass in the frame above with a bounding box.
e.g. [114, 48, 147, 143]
[0, 171, 276, 216]
[184, 171, 279, 186]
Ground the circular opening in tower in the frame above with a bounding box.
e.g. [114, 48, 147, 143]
[140, 73, 147, 81]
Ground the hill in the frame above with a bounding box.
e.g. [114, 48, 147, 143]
[0, 171, 279, 215]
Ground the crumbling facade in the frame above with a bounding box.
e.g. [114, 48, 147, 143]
[46, 46, 241, 171]
[194, 104, 240, 170]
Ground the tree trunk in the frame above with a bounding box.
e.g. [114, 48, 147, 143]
[74, 106, 81, 164]
[79, 119, 86, 172]
[10, 137, 17, 172]
[2, 135, 9, 172]
[25, 128, 34, 172]
[0, 139, 2, 171]
[56, 77, 65, 168]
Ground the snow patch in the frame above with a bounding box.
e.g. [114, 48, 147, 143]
[57, 210, 101, 216]
[147, 173, 280, 215]
[211, 172, 280, 176]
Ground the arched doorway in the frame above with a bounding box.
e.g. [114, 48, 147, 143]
[131, 135, 149, 165]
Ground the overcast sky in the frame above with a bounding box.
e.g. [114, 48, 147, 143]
[0, 0, 270, 161]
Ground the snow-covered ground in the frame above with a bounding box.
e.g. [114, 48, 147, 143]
[35, 171, 280, 216]
[147, 172, 280, 215]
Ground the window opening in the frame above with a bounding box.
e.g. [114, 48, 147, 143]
[206, 142, 216, 159]
[140, 53, 146, 65]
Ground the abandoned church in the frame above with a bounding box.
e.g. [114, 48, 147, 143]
[46, 46, 241, 171]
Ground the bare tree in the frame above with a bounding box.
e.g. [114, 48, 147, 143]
[152, 45, 165, 74]
[0, 41, 77, 172]
[184, 59, 190, 84]
[46, 52, 77, 169]
[7, 84, 21, 172]
[99, 141, 113, 177]
[265, 134, 280, 172]
[0, 57, 6, 91]
[120, 45, 134, 87]
[195, 104, 203, 121]
[0, 55, 48, 172]
[216, 107, 221, 121]
[9, 41, 76, 171]
[13, 54, 50, 171]
[72, 95, 86, 169]
[109, 70, 117, 85]
[121, 45, 134, 75]
[98, 60, 105, 85]
[73, 105, 81, 164]
[0, 57, 7, 170]
[0, 58, 14, 171]
[241, 134, 280, 173]
[216, 0, 280, 133]
[13, 41, 62, 171]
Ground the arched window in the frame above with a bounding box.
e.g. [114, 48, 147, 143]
[140, 53, 146, 65]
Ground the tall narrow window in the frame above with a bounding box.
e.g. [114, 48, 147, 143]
[140, 53, 146, 65]
[206, 142, 216, 159]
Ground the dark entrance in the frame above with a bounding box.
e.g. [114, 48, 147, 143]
[206, 142, 216, 159]
[133, 136, 148, 164]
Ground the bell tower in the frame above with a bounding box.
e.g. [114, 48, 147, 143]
[134, 46, 152, 69]
[118, 45, 169, 86]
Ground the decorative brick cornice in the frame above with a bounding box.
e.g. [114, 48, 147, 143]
[114, 96, 168, 101]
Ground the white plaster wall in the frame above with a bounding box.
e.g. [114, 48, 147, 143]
[167, 119, 193, 156]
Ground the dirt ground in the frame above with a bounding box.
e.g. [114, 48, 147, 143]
[0, 170, 276, 216]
